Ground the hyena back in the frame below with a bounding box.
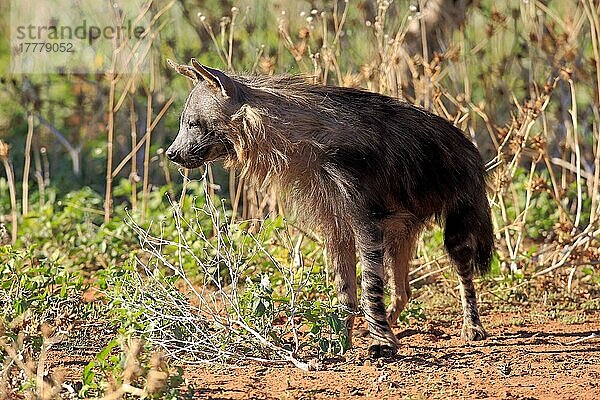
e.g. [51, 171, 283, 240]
[166, 59, 494, 358]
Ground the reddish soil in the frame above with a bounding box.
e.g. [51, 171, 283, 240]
[42, 306, 600, 399]
[181, 310, 600, 400]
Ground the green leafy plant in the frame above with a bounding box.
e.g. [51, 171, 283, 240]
[397, 300, 426, 327]
[0, 245, 90, 331]
[80, 337, 186, 399]
[103, 181, 352, 370]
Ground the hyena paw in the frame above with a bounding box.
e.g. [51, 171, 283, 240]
[461, 323, 487, 341]
[368, 339, 398, 359]
[386, 309, 399, 327]
[386, 297, 408, 327]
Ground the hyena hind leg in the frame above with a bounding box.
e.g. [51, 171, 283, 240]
[324, 224, 358, 344]
[384, 224, 420, 326]
[445, 205, 492, 341]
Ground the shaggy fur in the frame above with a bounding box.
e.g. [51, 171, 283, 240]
[166, 59, 494, 358]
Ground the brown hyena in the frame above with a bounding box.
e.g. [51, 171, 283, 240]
[166, 59, 494, 358]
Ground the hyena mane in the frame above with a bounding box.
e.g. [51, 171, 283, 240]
[167, 59, 494, 358]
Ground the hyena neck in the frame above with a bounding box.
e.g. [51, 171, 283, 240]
[229, 86, 325, 189]
[229, 123, 320, 191]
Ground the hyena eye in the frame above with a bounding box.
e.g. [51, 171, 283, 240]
[188, 120, 203, 129]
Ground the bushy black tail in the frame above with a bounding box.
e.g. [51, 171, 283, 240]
[444, 199, 494, 276]
[474, 203, 494, 276]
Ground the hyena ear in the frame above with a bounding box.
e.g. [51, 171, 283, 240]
[190, 58, 237, 99]
[166, 58, 199, 84]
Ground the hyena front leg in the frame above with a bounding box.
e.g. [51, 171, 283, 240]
[324, 223, 358, 343]
[384, 225, 420, 326]
[354, 219, 398, 358]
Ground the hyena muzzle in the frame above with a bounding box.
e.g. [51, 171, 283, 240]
[166, 58, 494, 359]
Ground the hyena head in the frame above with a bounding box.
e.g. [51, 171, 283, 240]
[165, 58, 243, 169]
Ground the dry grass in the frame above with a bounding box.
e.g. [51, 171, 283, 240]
[191, 0, 600, 283]
[1, 4, 599, 392]
[0, 0, 597, 300]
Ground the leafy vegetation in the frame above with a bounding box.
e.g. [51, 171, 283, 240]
[1, 0, 600, 398]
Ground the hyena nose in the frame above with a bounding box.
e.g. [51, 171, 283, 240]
[166, 147, 180, 162]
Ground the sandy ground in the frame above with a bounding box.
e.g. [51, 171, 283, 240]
[37, 306, 600, 400]
[180, 310, 600, 400]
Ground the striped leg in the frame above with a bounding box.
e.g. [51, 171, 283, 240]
[457, 270, 486, 340]
[355, 219, 398, 358]
[445, 207, 487, 341]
